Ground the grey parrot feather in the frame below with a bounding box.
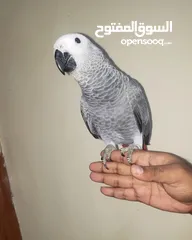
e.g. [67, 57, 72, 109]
[54, 33, 153, 149]
[80, 99, 101, 139]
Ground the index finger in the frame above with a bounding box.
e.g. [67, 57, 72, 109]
[109, 149, 180, 166]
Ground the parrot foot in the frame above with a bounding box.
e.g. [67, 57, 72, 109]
[101, 144, 117, 169]
[119, 144, 141, 164]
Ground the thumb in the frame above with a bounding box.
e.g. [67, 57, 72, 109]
[131, 163, 180, 184]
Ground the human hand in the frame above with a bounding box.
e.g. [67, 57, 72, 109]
[89, 150, 192, 214]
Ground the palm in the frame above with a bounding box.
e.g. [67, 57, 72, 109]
[133, 177, 191, 213]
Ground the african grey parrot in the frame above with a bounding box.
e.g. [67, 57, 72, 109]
[53, 33, 152, 167]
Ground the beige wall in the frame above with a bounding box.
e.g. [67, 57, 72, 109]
[1, 0, 192, 239]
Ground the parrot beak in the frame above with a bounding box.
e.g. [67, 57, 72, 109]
[54, 50, 76, 75]
[54, 49, 68, 75]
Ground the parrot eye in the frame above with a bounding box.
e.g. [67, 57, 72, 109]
[75, 37, 81, 43]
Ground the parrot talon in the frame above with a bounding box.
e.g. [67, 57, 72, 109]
[103, 162, 109, 170]
[101, 144, 117, 169]
[120, 144, 141, 164]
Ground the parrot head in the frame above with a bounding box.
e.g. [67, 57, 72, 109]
[53, 33, 112, 79]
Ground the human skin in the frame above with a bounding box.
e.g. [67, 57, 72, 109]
[89, 150, 192, 214]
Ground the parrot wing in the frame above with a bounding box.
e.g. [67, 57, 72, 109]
[130, 78, 152, 146]
[80, 98, 101, 139]
[133, 101, 152, 145]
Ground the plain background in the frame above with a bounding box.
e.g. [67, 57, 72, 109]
[1, 0, 192, 239]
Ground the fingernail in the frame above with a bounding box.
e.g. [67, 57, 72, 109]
[132, 165, 143, 175]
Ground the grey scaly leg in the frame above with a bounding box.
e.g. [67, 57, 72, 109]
[101, 144, 117, 169]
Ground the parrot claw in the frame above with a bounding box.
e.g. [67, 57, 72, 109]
[103, 162, 109, 170]
[119, 144, 141, 164]
[101, 144, 117, 169]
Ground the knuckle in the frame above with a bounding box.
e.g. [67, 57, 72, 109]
[103, 175, 108, 184]
[114, 189, 126, 199]
[113, 177, 120, 187]
[153, 166, 164, 177]
[117, 163, 124, 175]
[112, 162, 119, 174]
[113, 190, 121, 198]
[123, 189, 128, 199]
[131, 175, 134, 188]
[148, 153, 153, 164]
